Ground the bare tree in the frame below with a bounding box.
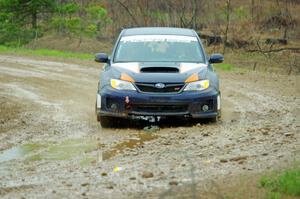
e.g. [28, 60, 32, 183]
[116, 0, 139, 26]
[223, 0, 231, 54]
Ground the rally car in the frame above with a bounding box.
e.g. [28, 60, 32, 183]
[95, 27, 223, 127]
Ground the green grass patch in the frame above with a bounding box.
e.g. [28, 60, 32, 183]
[0, 45, 93, 60]
[260, 168, 300, 198]
[214, 63, 236, 71]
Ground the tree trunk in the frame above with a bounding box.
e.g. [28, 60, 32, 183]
[32, 11, 37, 30]
[116, 0, 139, 26]
[223, 0, 231, 54]
[251, 0, 254, 23]
[283, 0, 289, 40]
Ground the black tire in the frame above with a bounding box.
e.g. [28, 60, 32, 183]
[209, 109, 221, 123]
[99, 116, 115, 128]
[209, 116, 217, 123]
[217, 109, 222, 119]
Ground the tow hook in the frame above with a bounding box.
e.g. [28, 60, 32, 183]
[125, 96, 130, 104]
[125, 96, 131, 109]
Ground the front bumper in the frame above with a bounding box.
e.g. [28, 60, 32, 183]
[96, 87, 219, 119]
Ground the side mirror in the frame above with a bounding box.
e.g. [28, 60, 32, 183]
[95, 53, 109, 63]
[209, 53, 224, 64]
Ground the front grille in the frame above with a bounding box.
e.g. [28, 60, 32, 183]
[132, 104, 188, 113]
[135, 83, 184, 93]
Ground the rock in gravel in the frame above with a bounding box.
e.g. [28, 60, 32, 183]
[129, 177, 136, 180]
[262, 153, 268, 156]
[284, 132, 294, 137]
[220, 159, 228, 163]
[107, 185, 113, 189]
[202, 132, 209, 137]
[162, 140, 171, 145]
[81, 183, 89, 187]
[101, 172, 107, 176]
[260, 127, 270, 135]
[142, 171, 154, 178]
[229, 156, 247, 162]
[238, 160, 245, 164]
[169, 180, 178, 186]
[106, 183, 114, 189]
[143, 125, 160, 133]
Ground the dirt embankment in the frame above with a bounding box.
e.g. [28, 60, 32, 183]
[0, 55, 299, 198]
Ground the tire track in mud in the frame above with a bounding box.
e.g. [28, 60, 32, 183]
[0, 55, 299, 198]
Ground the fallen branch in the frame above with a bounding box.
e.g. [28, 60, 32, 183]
[245, 47, 300, 53]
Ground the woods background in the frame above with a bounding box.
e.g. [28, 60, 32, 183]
[0, 0, 299, 73]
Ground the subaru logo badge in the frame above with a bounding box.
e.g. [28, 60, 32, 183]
[155, 83, 165, 89]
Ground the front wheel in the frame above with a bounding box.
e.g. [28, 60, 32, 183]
[99, 116, 115, 128]
[209, 116, 218, 123]
[209, 94, 221, 123]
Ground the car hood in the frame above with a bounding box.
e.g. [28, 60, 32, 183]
[110, 62, 208, 83]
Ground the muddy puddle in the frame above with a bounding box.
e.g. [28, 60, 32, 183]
[0, 143, 43, 162]
[102, 132, 158, 160]
[0, 132, 158, 164]
[0, 139, 101, 163]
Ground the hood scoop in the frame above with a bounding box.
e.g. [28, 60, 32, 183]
[140, 67, 179, 73]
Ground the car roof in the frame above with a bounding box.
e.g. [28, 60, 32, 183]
[122, 27, 197, 37]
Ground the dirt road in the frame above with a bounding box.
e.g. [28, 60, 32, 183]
[0, 55, 299, 198]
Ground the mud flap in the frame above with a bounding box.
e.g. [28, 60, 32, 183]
[96, 94, 101, 122]
[96, 94, 101, 109]
[217, 93, 221, 118]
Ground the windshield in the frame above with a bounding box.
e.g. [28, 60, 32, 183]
[113, 35, 205, 63]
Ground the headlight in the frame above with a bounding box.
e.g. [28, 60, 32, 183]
[184, 80, 209, 91]
[111, 79, 136, 91]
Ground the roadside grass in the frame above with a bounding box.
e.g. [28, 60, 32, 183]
[0, 45, 93, 60]
[260, 168, 300, 198]
[214, 63, 236, 71]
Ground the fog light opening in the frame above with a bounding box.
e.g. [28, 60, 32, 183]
[202, 104, 209, 112]
[110, 103, 117, 110]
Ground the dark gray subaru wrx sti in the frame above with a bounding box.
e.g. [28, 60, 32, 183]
[95, 27, 224, 128]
